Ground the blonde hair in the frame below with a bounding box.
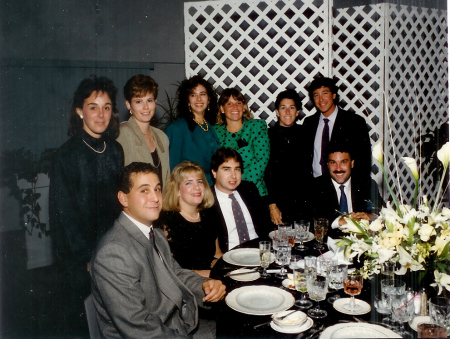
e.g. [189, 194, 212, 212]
[163, 161, 215, 211]
[216, 88, 253, 125]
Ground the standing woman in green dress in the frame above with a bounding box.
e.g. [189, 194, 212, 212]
[214, 88, 270, 196]
[165, 75, 220, 185]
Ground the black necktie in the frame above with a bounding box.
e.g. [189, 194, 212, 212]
[149, 227, 155, 246]
[321, 118, 330, 175]
[229, 193, 250, 244]
[339, 185, 349, 214]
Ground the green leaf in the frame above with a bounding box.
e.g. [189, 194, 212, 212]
[438, 241, 450, 260]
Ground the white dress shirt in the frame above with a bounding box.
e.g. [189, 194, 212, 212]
[215, 187, 258, 250]
[312, 106, 338, 178]
[331, 178, 353, 228]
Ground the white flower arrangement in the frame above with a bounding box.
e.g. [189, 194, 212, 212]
[337, 141, 450, 294]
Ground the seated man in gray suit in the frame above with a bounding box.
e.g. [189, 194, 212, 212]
[90, 162, 226, 338]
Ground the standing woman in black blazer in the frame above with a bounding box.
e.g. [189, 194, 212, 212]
[50, 76, 124, 336]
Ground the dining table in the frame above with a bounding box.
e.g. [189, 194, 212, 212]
[209, 237, 420, 338]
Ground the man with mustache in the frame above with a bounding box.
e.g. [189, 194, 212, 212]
[309, 141, 377, 239]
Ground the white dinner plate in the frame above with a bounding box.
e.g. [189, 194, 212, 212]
[229, 268, 261, 282]
[269, 231, 314, 242]
[409, 316, 431, 331]
[333, 298, 371, 315]
[320, 323, 402, 338]
[270, 317, 314, 334]
[225, 285, 295, 315]
[222, 248, 275, 266]
[282, 278, 295, 290]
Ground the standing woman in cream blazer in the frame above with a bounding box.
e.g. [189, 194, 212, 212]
[117, 74, 170, 186]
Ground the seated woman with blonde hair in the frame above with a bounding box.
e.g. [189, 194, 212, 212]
[156, 161, 223, 278]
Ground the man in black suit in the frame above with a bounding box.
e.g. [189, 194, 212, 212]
[302, 77, 371, 181]
[310, 141, 378, 239]
[211, 147, 271, 251]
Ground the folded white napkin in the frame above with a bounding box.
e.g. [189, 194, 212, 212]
[321, 237, 352, 265]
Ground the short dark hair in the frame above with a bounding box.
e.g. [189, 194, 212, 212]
[117, 162, 159, 194]
[68, 75, 120, 140]
[308, 77, 339, 105]
[123, 74, 159, 102]
[275, 89, 302, 111]
[210, 147, 244, 173]
[325, 140, 353, 161]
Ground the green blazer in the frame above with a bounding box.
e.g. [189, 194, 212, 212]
[117, 117, 170, 186]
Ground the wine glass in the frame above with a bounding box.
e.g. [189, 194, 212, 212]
[314, 218, 328, 250]
[293, 267, 313, 309]
[259, 241, 271, 279]
[343, 271, 363, 312]
[381, 278, 406, 326]
[275, 245, 291, 279]
[306, 274, 329, 318]
[327, 263, 347, 304]
[304, 256, 317, 275]
[391, 292, 415, 338]
[287, 229, 296, 247]
[294, 220, 310, 251]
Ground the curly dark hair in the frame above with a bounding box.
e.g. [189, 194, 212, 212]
[176, 75, 219, 125]
[68, 75, 120, 140]
[275, 89, 302, 111]
[307, 77, 340, 105]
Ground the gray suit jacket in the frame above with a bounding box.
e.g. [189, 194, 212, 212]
[90, 212, 207, 338]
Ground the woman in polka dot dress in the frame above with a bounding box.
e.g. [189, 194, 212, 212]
[214, 88, 270, 196]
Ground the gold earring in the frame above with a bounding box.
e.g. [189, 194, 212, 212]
[188, 105, 192, 113]
[207, 104, 210, 111]
[130, 110, 132, 115]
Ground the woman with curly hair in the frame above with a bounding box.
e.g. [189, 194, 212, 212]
[165, 75, 220, 185]
[214, 88, 270, 196]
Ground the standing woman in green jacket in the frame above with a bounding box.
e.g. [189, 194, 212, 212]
[165, 75, 220, 186]
[214, 88, 270, 196]
[117, 74, 170, 186]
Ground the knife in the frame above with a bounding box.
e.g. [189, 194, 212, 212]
[223, 269, 259, 277]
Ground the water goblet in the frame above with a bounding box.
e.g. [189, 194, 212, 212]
[277, 223, 292, 242]
[275, 245, 291, 279]
[391, 292, 415, 338]
[381, 279, 406, 326]
[294, 220, 310, 251]
[259, 241, 271, 279]
[314, 218, 328, 250]
[289, 255, 303, 270]
[293, 267, 313, 310]
[343, 271, 363, 312]
[304, 256, 317, 275]
[428, 297, 450, 336]
[327, 263, 347, 304]
[306, 274, 329, 318]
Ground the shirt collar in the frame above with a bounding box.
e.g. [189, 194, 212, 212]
[122, 211, 152, 240]
[321, 106, 338, 123]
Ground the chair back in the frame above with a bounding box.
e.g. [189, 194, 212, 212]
[84, 294, 101, 339]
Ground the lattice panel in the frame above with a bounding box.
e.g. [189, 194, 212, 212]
[184, 0, 330, 124]
[332, 4, 385, 186]
[384, 4, 448, 205]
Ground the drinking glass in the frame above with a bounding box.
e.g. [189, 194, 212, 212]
[277, 223, 292, 241]
[306, 274, 329, 318]
[275, 245, 291, 279]
[287, 229, 296, 247]
[294, 220, 310, 251]
[381, 279, 406, 326]
[259, 241, 271, 279]
[327, 263, 347, 304]
[289, 255, 303, 270]
[293, 267, 313, 309]
[428, 297, 450, 336]
[391, 292, 415, 337]
[304, 256, 317, 275]
[381, 259, 397, 281]
[417, 323, 448, 338]
[343, 271, 363, 312]
[314, 218, 328, 250]
[273, 237, 288, 263]
[317, 257, 336, 277]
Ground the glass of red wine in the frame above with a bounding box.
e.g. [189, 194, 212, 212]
[343, 271, 363, 312]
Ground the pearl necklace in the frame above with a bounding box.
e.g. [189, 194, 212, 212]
[82, 139, 106, 154]
[193, 118, 209, 132]
[180, 211, 200, 221]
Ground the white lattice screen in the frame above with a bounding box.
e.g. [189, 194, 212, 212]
[184, 0, 448, 204]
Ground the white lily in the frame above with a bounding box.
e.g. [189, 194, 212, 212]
[397, 245, 423, 273]
[430, 270, 450, 295]
[437, 141, 450, 167]
[402, 157, 419, 180]
[372, 140, 384, 164]
[417, 224, 436, 242]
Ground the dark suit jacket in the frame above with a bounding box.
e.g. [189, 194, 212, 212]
[90, 212, 207, 339]
[302, 108, 372, 181]
[308, 175, 373, 239]
[212, 181, 271, 252]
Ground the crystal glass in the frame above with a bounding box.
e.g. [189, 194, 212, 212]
[306, 274, 329, 318]
[391, 292, 415, 337]
[343, 271, 363, 312]
[381, 279, 406, 326]
[289, 255, 303, 270]
[417, 323, 448, 338]
[327, 263, 347, 304]
[317, 257, 336, 277]
[428, 297, 450, 336]
[275, 245, 291, 279]
[304, 256, 317, 275]
[259, 241, 271, 279]
[294, 220, 310, 251]
[287, 229, 296, 247]
[293, 267, 313, 309]
[314, 218, 328, 250]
